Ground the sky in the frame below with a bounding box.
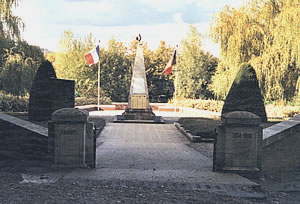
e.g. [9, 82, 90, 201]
[13, 0, 246, 57]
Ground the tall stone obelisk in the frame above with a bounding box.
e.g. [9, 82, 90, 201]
[128, 43, 151, 109]
[115, 41, 163, 123]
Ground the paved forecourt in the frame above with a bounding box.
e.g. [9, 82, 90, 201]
[66, 122, 256, 186]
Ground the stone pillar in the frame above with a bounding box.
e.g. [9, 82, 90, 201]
[50, 108, 93, 167]
[214, 111, 262, 177]
[85, 122, 96, 168]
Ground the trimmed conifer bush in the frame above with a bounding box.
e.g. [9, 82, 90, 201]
[28, 60, 57, 121]
[222, 63, 267, 122]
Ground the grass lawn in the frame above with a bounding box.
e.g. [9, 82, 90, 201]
[88, 116, 106, 136]
[178, 118, 221, 138]
[178, 117, 281, 139]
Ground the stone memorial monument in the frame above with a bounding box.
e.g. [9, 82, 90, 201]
[115, 40, 163, 123]
[29, 60, 75, 121]
[48, 108, 95, 168]
[214, 111, 262, 177]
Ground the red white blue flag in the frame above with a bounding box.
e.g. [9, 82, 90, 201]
[84, 45, 100, 66]
[164, 50, 176, 76]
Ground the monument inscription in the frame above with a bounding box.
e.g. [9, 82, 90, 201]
[59, 129, 78, 135]
[55, 123, 86, 165]
[131, 95, 147, 109]
[56, 124, 84, 157]
[214, 111, 262, 177]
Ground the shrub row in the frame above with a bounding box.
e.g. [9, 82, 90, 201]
[75, 96, 112, 106]
[266, 104, 300, 118]
[0, 93, 113, 112]
[172, 98, 300, 119]
[170, 98, 224, 113]
[0, 93, 29, 112]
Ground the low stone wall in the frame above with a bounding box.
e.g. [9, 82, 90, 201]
[174, 122, 201, 142]
[262, 115, 300, 174]
[0, 113, 48, 160]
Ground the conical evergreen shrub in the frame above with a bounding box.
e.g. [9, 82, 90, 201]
[29, 60, 57, 121]
[222, 63, 267, 122]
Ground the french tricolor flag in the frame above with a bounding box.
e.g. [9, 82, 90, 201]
[84, 45, 100, 66]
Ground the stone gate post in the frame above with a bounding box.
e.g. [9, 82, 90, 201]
[48, 108, 95, 167]
[214, 111, 262, 177]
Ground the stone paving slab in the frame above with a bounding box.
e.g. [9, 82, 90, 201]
[66, 123, 257, 187]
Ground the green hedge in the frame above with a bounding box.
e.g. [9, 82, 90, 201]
[75, 96, 112, 106]
[170, 98, 224, 112]
[0, 93, 29, 112]
[0, 93, 114, 112]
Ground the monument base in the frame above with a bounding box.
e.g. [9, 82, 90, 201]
[114, 108, 164, 123]
[222, 167, 261, 179]
[52, 163, 87, 168]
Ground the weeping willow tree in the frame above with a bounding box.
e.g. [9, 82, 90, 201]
[0, 49, 38, 96]
[0, 0, 24, 39]
[210, 0, 299, 102]
[0, 0, 44, 96]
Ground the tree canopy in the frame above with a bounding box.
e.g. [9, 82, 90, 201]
[54, 32, 177, 102]
[177, 25, 218, 99]
[0, 0, 24, 39]
[54, 30, 96, 97]
[0, 0, 44, 96]
[210, 0, 299, 102]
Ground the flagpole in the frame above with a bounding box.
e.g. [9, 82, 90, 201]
[174, 66, 177, 113]
[174, 45, 178, 113]
[97, 40, 100, 111]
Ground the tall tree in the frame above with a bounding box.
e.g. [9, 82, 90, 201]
[0, 39, 44, 96]
[100, 38, 132, 102]
[210, 0, 299, 102]
[148, 41, 175, 102]
[54, 30, 96, 97]
[0, 0, 24, 39]
[0, 49, 38, 96]
[177, 24, 217, 99]
[0, 0, 45, 97]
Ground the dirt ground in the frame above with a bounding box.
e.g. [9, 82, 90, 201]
[189, 142, 300, 204]
[1, 149, 300, 204]
[1, 113, 299, 203]
[0, 161, 260, 204]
